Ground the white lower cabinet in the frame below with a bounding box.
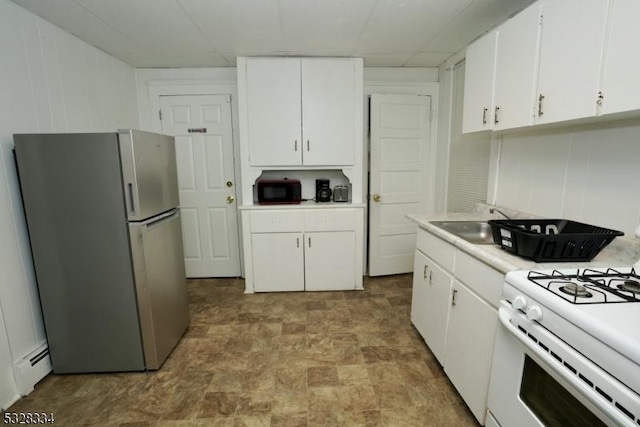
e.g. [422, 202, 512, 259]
[305, 231, 356, 291]
[411, 250, 452, 365]
[411, 228, 501, 425]
[444, 280, 499, 424]
[243, 207, 363, 292]
[251, 232, 305, 292]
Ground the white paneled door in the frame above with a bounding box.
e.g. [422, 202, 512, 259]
[160, 95, 240, 277]
[369, 94, 431, 276]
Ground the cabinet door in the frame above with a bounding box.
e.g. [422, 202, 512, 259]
[444, 281, 498, 424]
[304, 231, 356, 291]
[535, 0, 609, 124]
[246, 58, 302, 166]
[493, 2, 542, 131]
[600, 0, 640, 115]
[251, 232, 304, 292]
[301, 59, 357, 166]
[462, 31, 498, 133]
[410, 251, 452, 365]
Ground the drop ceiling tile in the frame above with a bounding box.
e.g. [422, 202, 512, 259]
[404, 52, 452, 67]
[356, 0, 474, 52]
[278, 0, 374, 53]
[116, 52, 231, 68]
[77, 0, 213, 52]
[11, 0, 141, 52]
[9, 0, 536, 69]
[178, 0, 284, 53]
[360, 53, 413, 68]
[424, 0, 535, 52]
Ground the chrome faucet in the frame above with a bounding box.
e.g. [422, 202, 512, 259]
[490, 207, 512, 220]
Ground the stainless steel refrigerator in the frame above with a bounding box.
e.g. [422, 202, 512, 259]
[14, 129, 190, 374]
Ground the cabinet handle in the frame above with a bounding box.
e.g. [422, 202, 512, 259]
[308, 237, 311, 248]
[423, 265, 428, 279]
[482, 107, 488, 125]
[494, 106, 500, 125]
[307, 140, 310, 151]
[452, 288, 458, 306]
[429, 271, 433, 286]
[538, 94, 545, 116]
[295, 140, 298, 151]
[297, 237, 299, 248]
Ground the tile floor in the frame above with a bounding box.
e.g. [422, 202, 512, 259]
[6, 274, 479, 426]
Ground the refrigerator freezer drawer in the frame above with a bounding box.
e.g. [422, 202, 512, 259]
[129, 209, 190, 369]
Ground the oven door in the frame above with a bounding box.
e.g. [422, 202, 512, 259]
[487, 301, 638, 427]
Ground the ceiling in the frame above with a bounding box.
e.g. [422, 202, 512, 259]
[11, 0, 535, 68]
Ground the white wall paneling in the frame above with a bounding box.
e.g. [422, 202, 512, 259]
[0, 0, 139, 409]
[495, 118, 640, 235]
[136, 66, 439, 279]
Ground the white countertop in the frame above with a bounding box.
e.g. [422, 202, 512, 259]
[407, 208, 640, 274]
[240, 201, 366, 210]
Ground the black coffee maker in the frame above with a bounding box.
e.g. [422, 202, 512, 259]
[315, 179, 332, 202]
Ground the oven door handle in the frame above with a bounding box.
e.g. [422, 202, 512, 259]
[498, 307, 634, 427]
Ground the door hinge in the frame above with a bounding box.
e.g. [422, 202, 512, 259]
[159, 110, 162, 121]
[597, 91, 604, 106]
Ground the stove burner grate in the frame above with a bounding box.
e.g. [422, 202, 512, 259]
[526, 269, 640, 304]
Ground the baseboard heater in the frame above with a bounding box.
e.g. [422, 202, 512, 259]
[12, 344, 51, 396]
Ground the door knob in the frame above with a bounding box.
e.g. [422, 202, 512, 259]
[226, 181, 233, 188]
[372, 194, 381, 202]
[226, 196, 235, 204]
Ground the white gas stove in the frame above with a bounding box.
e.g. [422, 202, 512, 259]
[488, 266, 640, 427]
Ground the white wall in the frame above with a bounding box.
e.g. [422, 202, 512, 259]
[136, 65, 439, 277]
[0, 0, 139, 409]
[494, 117, 640, 236]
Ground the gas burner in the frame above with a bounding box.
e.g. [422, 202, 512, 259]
[559, 282, 593, 298]
[617, 280, 640, 294]
[526, 269, 640, 304]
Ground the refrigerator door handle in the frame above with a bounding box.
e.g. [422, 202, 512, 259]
[127, 183, 136, 216]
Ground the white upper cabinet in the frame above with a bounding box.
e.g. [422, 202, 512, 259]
[245, 58, 302, 166]
[302, 59, 357, 166]
[492, 2, 542, 131]
[462, 31, 498, 133]
[462, 0, 640, 133]
[242, 57, 361, 167]
[535, 0, 610, 125]
[600, 0, 640, 116]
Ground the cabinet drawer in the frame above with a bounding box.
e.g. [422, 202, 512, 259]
[250, 210, 303, 233]
[416, 229, 455, 272]
[304, 209, 356, 232]
[454, 250, 503, 308]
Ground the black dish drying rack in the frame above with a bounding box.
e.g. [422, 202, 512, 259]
[488, 219, 624, 262]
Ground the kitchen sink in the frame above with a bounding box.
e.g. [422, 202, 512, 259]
[429, 221, 495, 245]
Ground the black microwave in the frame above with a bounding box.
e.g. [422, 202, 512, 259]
[257, 179, 302, 204]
